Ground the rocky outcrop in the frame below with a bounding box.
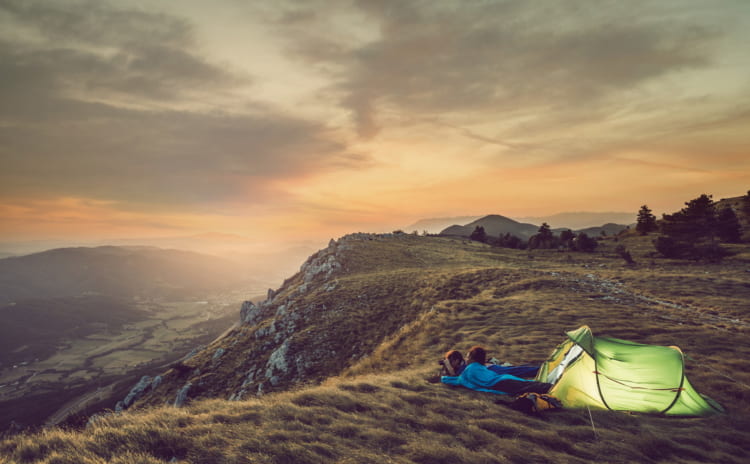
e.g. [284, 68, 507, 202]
[116, 375, 154, 412]
[136, 232, 425, 409]
[174, 382, 191, 407]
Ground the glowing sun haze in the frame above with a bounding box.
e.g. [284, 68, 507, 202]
[1, 0, 749, 251]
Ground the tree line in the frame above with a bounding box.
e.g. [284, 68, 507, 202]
[469, 222, 598, 252]
[467, 190, 749, 260]
[637, 191, 749, 261]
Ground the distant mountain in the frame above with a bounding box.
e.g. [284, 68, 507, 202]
[403, 216, 481, 234]
[440, 215, 539, 239]
[512, 212, 635, 230]
[0, 246, 255, 305]
[574, 223, 632, 237]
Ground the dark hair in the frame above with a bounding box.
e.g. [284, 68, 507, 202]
[467, 346, 487, 365]
[445, 350, 463, 364]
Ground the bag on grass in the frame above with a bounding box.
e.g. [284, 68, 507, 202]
[509, 392, 563, 415]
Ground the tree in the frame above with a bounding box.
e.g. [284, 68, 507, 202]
[660, 194, 717, 243]
[528, 223, 556, 249]
[537, 223, 553, 240]
[716, 206, 742, 243]
[470, 226, 487, 243]
[656, 194, 726, 260]
[573, 233, 598, 252]
[498, 233, 523, 249]
[560, 229, 575, 244]
[636, 205, 658, 235]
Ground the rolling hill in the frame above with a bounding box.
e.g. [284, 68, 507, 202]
[2, 225, 750, 462]
[439, 214, 632, 240]
[403, 216, 481, 234]
[0, 246, 255, 305]
[440, 214, 540, 238]
[512, 211, 636, 230]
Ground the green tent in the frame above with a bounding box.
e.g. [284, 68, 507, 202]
[536, 325, 724, 416]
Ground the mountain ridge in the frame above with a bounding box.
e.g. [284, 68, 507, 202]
[130, 230, 750, 415]
[0, 245, 263, 305]
[3, 230, 750, 463]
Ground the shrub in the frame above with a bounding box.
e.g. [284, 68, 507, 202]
[573, 233, 597, 252]
[615, 245, 635, 265]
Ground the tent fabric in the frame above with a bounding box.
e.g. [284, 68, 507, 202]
[536, 325, 724, 416]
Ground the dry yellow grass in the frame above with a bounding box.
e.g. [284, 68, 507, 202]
[2, 233, 749, 463]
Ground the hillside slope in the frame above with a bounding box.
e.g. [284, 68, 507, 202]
[0, 246, 256, 304]
[2, 233, 750, 463]
[440, 215, 539, 238]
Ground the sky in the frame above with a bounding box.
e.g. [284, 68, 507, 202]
[1, 0, 749, 252]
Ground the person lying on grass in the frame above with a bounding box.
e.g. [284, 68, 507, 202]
[440, 346, 552, 395]
[439, 350, 467, 377]
[438, 349, 539, 378]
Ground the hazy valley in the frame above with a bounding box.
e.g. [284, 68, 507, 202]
[0, 247, 276, 431]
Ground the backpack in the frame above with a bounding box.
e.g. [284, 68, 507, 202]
[508, 392, 563, 415]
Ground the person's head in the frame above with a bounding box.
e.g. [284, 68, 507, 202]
[444, 350, 464, 370]
[467, 346, 487, 365]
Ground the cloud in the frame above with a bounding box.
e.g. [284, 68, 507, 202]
[0, 0, 363, 209]
[0, 0, 244, 106]
[0, 103, 350, 207]
[277, 0, 721, 139]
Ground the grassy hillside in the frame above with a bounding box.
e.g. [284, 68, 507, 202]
[2, 233, 749, 463]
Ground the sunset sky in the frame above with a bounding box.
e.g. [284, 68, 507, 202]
[1, 0, 749, 252]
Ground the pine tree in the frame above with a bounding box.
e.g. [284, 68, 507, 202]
[528, 223, 555, 249]
[559, 229, 575, 249]
[660, 194, 717, 243]
[537, 223, 553, 239]
[716, 206, 742, 243]
[636, 205, 658, 235]
[656, 194, 726, 260]
[469, 226, 487, 243]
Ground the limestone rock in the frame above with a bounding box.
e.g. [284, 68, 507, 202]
[265, 339, 290, 379]
[174, 382, 192, 407]
[240, 301, 262, 325]
[119, 375, 152, 410]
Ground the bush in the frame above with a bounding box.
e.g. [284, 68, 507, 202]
[573, 233, 597, 252]
[654, 236, 690, 258]
[615, 245, 635, 265]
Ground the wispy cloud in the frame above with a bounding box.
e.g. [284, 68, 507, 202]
[0, 0, 366, 210]
[277, 0, 721, 139]
[0, 0, 748, 245]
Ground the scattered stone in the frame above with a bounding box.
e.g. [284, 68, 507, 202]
[265, 340, 290, 379]
[174, 382, 192, 407]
